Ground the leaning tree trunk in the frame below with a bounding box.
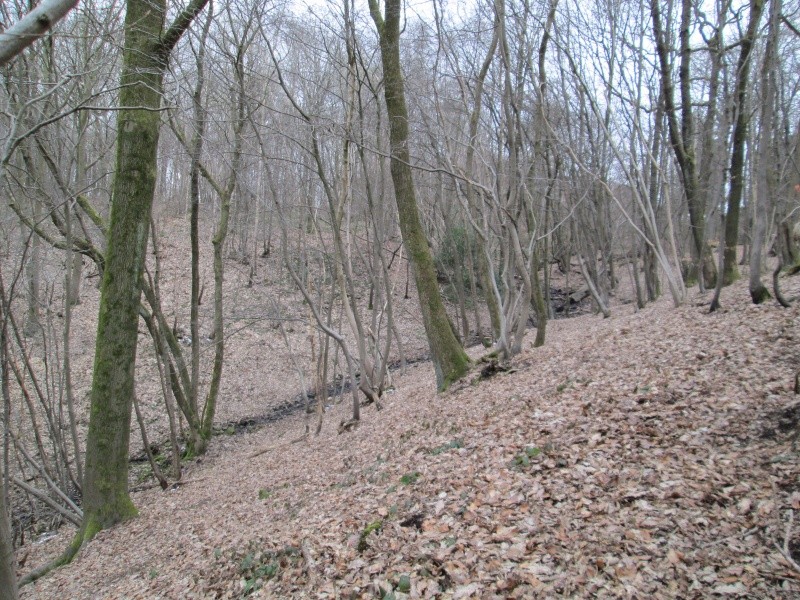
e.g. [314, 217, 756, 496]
[368, 0, 469, 390]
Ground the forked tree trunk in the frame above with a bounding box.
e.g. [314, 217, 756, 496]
[368, 0, 469, 390]
[650, 0, 716, 289]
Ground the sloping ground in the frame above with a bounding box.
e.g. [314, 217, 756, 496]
[19, 277, 800, 599]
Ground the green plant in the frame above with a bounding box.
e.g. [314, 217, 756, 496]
[430, 438, 464, 455]
[525, 446, 541, 458]
[400, 471, 421, 485]
[258, 488, 271, 500]
[236, 544, 298, 597]
[512, 446, 542, 468]
[358, 519, 383, 552]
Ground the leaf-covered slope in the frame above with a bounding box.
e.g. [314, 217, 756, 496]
[21, 278, 800, 598]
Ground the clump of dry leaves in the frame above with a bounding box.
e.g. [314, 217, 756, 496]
[18, 275, 800, 599]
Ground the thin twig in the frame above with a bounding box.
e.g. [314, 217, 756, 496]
[784, 510, 794, 555]
[301, 539, 317, 582]
[248, 434, 307, 459]
[702, 526, 759, 549]
[774, 542, 800, 574]
[774, 510, 800, 575]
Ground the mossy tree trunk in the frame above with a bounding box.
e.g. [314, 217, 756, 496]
[722, 0, 765, 286]
[651, 0, 716, 290]
[78, 0, 209, 546]
[368, 0, 469, 390]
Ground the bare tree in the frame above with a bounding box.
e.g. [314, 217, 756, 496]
[21, 0, 213, 579]
[651, 0, 717, 289]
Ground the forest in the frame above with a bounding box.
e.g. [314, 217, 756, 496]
[0, 0, 799, 596]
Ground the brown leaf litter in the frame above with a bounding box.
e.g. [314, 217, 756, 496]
[18, 275, 800, 599]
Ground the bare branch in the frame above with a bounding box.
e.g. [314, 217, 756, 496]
[0, 0, 79, 66]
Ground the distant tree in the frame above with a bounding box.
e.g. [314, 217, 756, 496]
[750, 0, 780, 304]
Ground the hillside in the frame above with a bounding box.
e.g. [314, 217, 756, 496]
[16, 275, 800, 599]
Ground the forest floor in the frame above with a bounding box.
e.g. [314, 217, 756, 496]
[13, 236, 800, 597]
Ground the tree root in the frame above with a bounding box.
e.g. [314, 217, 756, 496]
[19, 529, 83, 587]
[337, 419, 359, 434]
[773, 260, 792, 308]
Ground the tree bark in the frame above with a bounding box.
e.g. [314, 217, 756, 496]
[0, 294, 17, 598]
[368, 0, 469, 390]
[750, 0, 780, 304]
[79, 0, 209, 547]
[722, 0, 765, 286]
[0, 0, 79, 65]
[650, 0, 716, 289]
[0, 462, 17, 600]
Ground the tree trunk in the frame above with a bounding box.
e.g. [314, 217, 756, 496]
[369, 0, 469, 390]
[650, 0, 715, 289]
[750, 0, 779, 304]
[81, 7, 162, 539]
[0, 461, 17, 600]
[80, 0, 209, 546]
[24, 201, 42, 337]
[722, 0, 765, 285]
[0, 291, 17, 599]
